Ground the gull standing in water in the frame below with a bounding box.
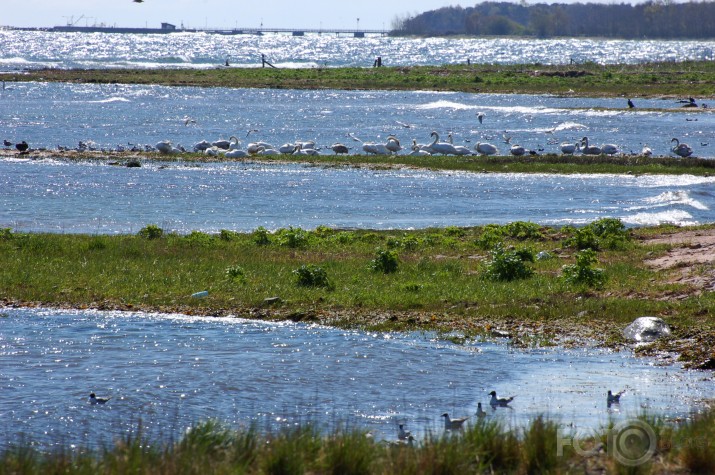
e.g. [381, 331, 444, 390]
[489, 391, 514, 407]
[441, 413, 468, 430]
[607, 390, 625, 405]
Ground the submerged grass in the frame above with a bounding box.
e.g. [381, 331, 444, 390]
[3, 409, 715, 474]
[2, 220, 715, 366]
[4, 61, 715, 97]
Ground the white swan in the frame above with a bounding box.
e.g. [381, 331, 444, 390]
[331, 143, 349, 155]
[155, 140, 173, 154]
[475, 141, 499, 156]
[278, 142, 297, 154]
[228, 136, 242, 150]
[428, 131, 458, 155]
[510, 144, 526, 156]
[580, 137, 602, 155]
[292, 143, 319, 156]
[257, 146, 280, 156]
[671, 138, 693, 157]
[193, 140, 212, 152]
[362, 141, 390, 155]
[247, 141, 274, 155]
[225, 148, 248, 158]
[447, 133, 472, 155]
[212, 138, 231, 150]
[560, 141, 579, 154]
[408, 139, 432, 156]
[385, 135, 402, 154]
[601, 143, 619, 155]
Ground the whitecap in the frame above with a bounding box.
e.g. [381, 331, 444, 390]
[415, 100, 473, 110]
[623, 209, 696, 226]
[87, 97, 131, 104]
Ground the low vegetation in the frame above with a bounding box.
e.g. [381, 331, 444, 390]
[3, 60, 715, 97]
[3, 408, 715, 474]
[2, 220, 715, 368]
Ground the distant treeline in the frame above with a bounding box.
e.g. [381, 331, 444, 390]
[390, 1, 715, 39]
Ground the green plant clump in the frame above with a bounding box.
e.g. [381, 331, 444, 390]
[293, 264, 331, 288]
[369, 248, 399, 274]
[484, 243, 535, 281]
[562, 248, 606, 288]
[137, 224, 164, 239]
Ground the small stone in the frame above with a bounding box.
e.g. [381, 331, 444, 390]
[262, 297, 282, 306]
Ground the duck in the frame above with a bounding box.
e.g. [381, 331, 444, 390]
[489, 391, 514, 407]
[671, 138, 693, 158]
[14, 141, 28, 152]
[398, 424, 411, 440]
[89, 393, 111, 405]
[607, 389, 625, 405]
[441, 413, 468, 430]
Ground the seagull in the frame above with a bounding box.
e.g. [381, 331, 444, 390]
[441, 413, 468, 430]
[476, 403, 487, 418]
[398, 424, 411, 440]
[183, 117, 196, 126]
[476, 112, 485, 124]
[607, 390, 625, 405]
[89, 393, 111, 405]
[489, 391, 514, 407]
[641, 145, 652, 157]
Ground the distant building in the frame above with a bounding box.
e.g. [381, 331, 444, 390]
[161, 23, 176, 31]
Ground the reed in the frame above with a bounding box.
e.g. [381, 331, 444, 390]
[5, 409, 715, 474]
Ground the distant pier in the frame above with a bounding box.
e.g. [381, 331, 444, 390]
[8, 24, 390, 38]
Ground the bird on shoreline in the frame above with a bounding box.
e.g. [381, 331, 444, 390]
[442, 413, 468, 430]
[15, 141, 29, 152]
[627, 98, 635, 108]
[89, 393, 111, 405]
[398, 424, 411, 440]
[489, 391, 514, 407]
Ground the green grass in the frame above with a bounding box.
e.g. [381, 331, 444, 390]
[4, 61, 715, 97]
[4, 409, 715, 474]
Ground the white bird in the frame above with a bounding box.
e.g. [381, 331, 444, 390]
[212, 138, 231, 150]
[607, 390, 625, 405]
[292, 143, 319, 156]
[476, 112, 485, 124]
[560, 141, 579, 155]
[428, 131, 458, 155]
[475, 141, 499, 156]
[362, 141, 391, 155]
[278, 142, 297, 154]
[671, 138, 693, 158]
[89, 393, 110, 405]
[580, 137, 602, 155]
[601, 143, 619, 155]
[489, 391, 514, 407]
[447, 133, 472, 155]
[228, 136, 242, 150]
[385, 136, 402, 154]
[641, 145, 653, 157]
[247, 141, 274, 155]
[476, 402, 487, 418]
[398, 424, 411, 440]
[442, 413, 468, 430]
[225, 148, 248, 158]
[510, 144, 526, 156]
[331, 143, 350, 155]
[155, 140, 173, 154]
[193, 140, 212, 152]
[257, 146, 280, 155]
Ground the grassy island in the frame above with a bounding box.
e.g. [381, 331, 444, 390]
[3, 60, 715, 98]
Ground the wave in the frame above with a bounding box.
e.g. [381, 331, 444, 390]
[622, 209, 696, 227]
[87, 97, 131, 104]
[630, 190, 709, 211]
[415, 100, 473, 111]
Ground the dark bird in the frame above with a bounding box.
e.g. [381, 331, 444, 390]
[3, 140, 11, 147]
[627, 99, 635, 108]
[607, 389, 625, 405]
[133, 0, 144, 3]
[89, 393, 111, 405]
[15, 141, 28, 152]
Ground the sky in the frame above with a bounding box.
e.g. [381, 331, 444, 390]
[2, 0, 640, 31]
[3, 0, 476, 30]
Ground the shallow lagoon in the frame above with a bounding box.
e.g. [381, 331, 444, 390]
[1, 307, 713, 448]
